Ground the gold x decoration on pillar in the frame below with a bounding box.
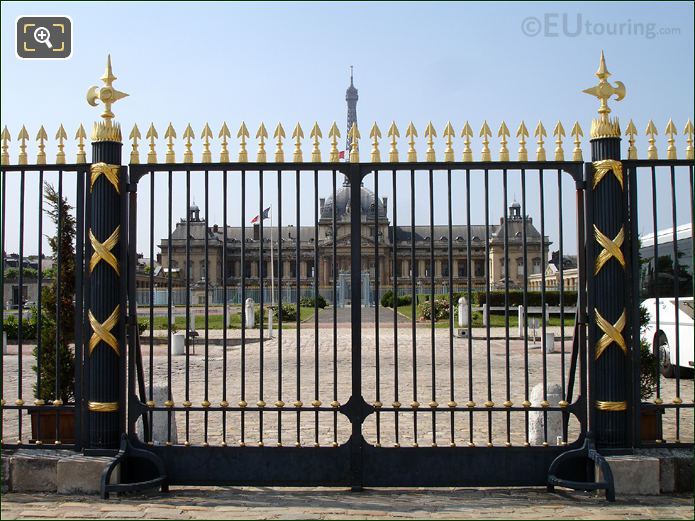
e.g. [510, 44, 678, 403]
[594, 308, 627, 360]
[592, 159, 623, 189]
[88, 307, 120, 356]
[90, 162, 121, 193]
[594, 225, 625, 275]
[89, 227, 120, 275]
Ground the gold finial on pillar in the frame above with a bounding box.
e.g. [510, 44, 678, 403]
[443, 121, 455, 162]
[645, 120, 658, 160]
[182, 124, 195, 163]
[201, 123, 213, 162]
[17, 125, 29, 165]
[86, 55, 128, 142]
[129, 124, 141, 164]
[424, 121, 437, 161]
[256, 123, 268, 162]
[348, 122, 360, 162]
[55, 125, 67, 164]
[665, 119, 677, 160]
[516, 121, 529, 161]
[480, 121, 491, 161]
[625, 120, 638, 159]
[387, 121, 400, 162]
[582, 51, 625, 138]
[684, 119, 694, 160]
[498, 121, 510, 161]
[405, 122, 417, 162]
[553, 121, 565, 161]
[274, 123, 286, 162]
[534, 121, 547, 161]
[219, 122, 231, 162]
[310, 122, 322, 162]
[570, 121, 583, 161]
[328, 122, 340, 162]
[36, 125, 48, 165]
[75, 125, 87, 163]
[237, 122, 249, 163]
[164, 123, 177, 163]
[146, 123, 158, 164]
[292, 123, 304, 162]
[370, 122, 382, 162]
[1, 126, 10, 165]
[460, 121, 473, 162]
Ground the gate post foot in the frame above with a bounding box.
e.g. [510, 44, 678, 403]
[546, 433, 615, 502]
[101, 434, 168, 499]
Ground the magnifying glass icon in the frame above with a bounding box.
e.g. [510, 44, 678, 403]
[33, 26, 53, 49]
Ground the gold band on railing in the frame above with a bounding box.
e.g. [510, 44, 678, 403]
[90, 162, 121, 194]
[88, 401, 119, 412]
[594, 225, 625, 275]
[595, 400, 627, 411]
[592, 159, 623, 190]
[595, 308, 627, 359]
[88, 307, 120, 356]
[89, 226, 120, 275]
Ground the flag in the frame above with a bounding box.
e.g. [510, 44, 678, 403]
[250, 206, 271, 224]
[338, 150, 345, 160]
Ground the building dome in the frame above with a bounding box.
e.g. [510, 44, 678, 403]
[320, 185, 386, 222]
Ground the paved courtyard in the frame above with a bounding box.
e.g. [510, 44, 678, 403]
[1, 487, 693, 519]
[3, 322, 692, 447]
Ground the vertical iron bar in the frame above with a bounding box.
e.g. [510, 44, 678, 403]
[374, 169, 381, 446]
[204, 169, 210, 445]
[185, 170, 191, 445]
[503, 168, 511, 446]
[392, 168, 400, 447]
[465, 168, 473, 446]
[521, 167, 530, 445]
[447, 168, 454, 447]
[540, 168, 548, 445]
[295, 169, 301, 447]
[332, 169, 338, 447]
[166, 170, 172, 444]
[557, 169, 566, 443]
[483, 168, 492, 446]
[18, 169, 26, 443]
[223, 168, 228, 445]
[73, 167, 85, 450]
[410, 168, 418, 446]
[650, 166, 661, 413]
[240, 169, 246, 446]
[428, 168, 436, 447]
[669, 165, 680, 441]
[36, 170, 44, 441]
[0, 170, 5, 444]
[277, 168, 283, 446]
[148, 171, 155, 443]
[314, 168, 319, 447]
[55, 169, 63, 442]
[259, 169, 264, 446]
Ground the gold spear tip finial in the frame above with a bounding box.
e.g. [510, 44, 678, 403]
[583, 51, 625, 137]
[87, 55, 128, 123]
[596, 49, 610, 80]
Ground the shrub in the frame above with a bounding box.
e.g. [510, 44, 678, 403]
[417, 299, 451, 321]
[256, 304, 298, 323]
[380, 290, 412, 308]
[299, 295, 327, 309]
[137, 319, 149, 335]
[3, 310, 38, 340]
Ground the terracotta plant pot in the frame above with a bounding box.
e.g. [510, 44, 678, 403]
[29, 408, 76, 444]
[640, 406, 663, 442]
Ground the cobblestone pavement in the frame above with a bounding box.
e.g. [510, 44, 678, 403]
[3, 328, 693, 447]
[1, 488, 693, 519]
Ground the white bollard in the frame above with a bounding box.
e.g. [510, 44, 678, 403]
[172, 333, 185, 356]
[267, 307, 274, 338]
[458, 297, 468, 328]
[518, 305, 525, 339]
[545, 332, 555, 354]
[482, 303, 488, 327]
[245, 298, 255, 328]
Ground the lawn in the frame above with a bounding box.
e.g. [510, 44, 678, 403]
[393, 304, 575, 328]
[145, 306, 316, 331]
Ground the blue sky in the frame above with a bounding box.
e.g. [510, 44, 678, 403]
[2, 1, 693, 256]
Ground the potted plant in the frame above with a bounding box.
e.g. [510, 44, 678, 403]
[638, 304, 661, 442]
[30, 183, 76, 444]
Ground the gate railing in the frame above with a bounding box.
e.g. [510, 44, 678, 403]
[1, 53, 693, 494]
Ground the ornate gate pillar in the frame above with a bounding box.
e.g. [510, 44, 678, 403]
[583, 52, 630, 447]
[85, 56, 128, 449]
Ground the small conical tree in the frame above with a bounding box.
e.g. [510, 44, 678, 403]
[32, 183, 76, 403]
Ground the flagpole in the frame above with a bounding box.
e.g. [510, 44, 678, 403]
[270, 204, 275, 307]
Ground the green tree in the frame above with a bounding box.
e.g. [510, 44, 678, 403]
[32, 183, 76, 403]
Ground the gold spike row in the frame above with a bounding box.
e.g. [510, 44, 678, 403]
[1, 125, 10, 165]
[36, 125, 48, 165]
[55, 124, 67, 164]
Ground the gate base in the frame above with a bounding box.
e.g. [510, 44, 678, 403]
[101, 434, 168, 499]
[547, 433, 615, 502]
